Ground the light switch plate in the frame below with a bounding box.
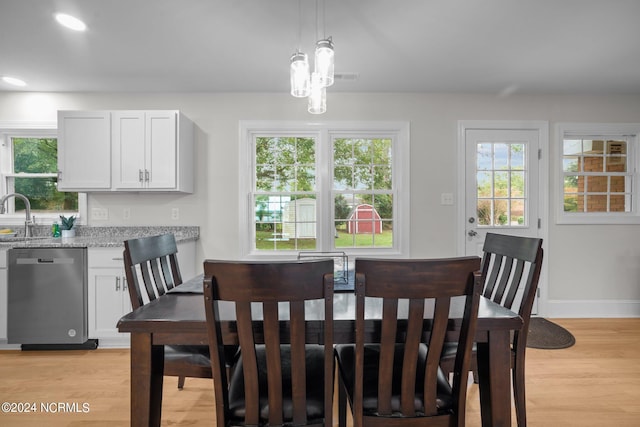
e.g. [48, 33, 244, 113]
[171, 208, 179, 220]
[441, 193, 454, 205]
[123, 208, 131, 220]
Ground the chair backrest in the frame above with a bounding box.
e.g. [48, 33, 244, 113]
[203, 259, 334, 427]
[123, 233, 183, 309]
[352, 257, 482, 426]
[481, 233, 543, 349]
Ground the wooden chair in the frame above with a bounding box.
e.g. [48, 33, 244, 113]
[335, 257, 483, 427]
[439, 233, 544, 427]
[123, 233, 211, 389]
[203, 259, 334, 427]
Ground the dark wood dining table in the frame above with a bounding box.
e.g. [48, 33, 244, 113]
[117, 275, 523, 427]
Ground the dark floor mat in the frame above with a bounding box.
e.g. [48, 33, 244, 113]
[526, 317, 576, 349]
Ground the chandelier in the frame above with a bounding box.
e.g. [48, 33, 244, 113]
[290, 0, 334, 114]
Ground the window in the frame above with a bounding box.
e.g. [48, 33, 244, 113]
[476, 142, 526, 226]
[240, 121, 410, 258]
[0, 124, 86, 225]
[557, 123, 640, 224]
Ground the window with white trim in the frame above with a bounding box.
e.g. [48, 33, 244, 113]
[240, 121, 410, 258]
[557, 123, 640, 224]
[0, 124, 86, 225]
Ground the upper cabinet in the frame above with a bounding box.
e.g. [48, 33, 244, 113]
[58, 111, 112, 190]
[57, 110, 194, 193]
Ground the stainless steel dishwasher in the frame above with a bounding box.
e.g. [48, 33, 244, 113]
[7, 247, 94, 348]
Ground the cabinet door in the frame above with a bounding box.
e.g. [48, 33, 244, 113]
[112, 111, 146, 189]
[57, 111, 112, 190]
[88, 268, 131, 339]
[0, 251, 7, 342]
[146, 111, 177, 189]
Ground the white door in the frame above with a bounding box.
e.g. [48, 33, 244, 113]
[460, 122, 548, 314]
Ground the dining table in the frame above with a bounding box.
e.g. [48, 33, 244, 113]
[117, 274, 523, 427]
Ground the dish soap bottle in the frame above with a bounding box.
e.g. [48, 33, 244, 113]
[52, 221, 61, 238]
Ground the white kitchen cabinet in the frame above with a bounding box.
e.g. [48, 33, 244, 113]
[0, 250, 7, 343]
[57, 110, 194, 193]
[112, 110, 194, 192]
[57, 111, 112, 190]
[87, 241, 196, 347]
[87, 248, 130, 346]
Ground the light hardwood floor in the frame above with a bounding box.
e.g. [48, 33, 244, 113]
[0, 318, 639, 426]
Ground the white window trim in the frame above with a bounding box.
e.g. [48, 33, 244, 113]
[239, 120, 410, 260]
[0, 121, 87, 225]
[556, 122, 640, 225]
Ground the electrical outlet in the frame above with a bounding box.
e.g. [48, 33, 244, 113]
[171, 208, 179, 220]
[91, 208, 109, 220]
[123, 208, 131, 220]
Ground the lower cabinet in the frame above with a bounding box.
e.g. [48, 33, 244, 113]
[87, 248, 130, 346]
[0, 250, 7, 343]
[87, 241, 196, 347]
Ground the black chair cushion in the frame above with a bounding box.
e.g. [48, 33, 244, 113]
[165, 345, 210, 366]
[165, 344, 239, 368]
[335, 343, 453, 416]
[228, 344, 328, 424]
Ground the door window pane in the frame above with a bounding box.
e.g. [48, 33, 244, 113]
[475, 141, 527, 227]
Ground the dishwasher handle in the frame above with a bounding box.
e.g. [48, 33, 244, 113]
[16, 257, 75, 265]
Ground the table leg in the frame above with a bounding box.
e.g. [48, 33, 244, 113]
[477, 329, 512, 427]
[130, 333, 164, 427]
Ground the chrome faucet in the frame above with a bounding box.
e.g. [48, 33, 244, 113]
[0, 193, 33, 237]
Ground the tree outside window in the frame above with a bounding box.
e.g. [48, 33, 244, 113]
[11, 138, 78, 212]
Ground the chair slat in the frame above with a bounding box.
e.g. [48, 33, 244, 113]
[236, 301, 260, 425]
[503, 258, 526, 309]
[424, 298, 450, 416]
[400, 298, 424, 416]
[290, 300, 307, 425]
[263, 301, 284, 425]
[377, 298, 398, 415]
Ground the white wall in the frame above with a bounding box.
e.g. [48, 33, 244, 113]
[1, 91, 640, 318]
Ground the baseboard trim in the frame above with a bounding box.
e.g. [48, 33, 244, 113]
[546, 299, 640, 318]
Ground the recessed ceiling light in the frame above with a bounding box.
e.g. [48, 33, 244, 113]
[55, 13, 87, 31]
[2, 76, 27, 87]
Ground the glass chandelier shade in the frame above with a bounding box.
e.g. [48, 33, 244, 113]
[290, 51, 310, 98]
[308, 72, 326, 114]
[314, 37, 334, 87]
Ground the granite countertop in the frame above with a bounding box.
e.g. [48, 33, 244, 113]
[0, 226, 199, 248]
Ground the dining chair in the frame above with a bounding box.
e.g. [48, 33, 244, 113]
[123, 233, 210, 389]
[203, 259, 334, 427]
[439, 232, 544, 427]
[335, 257, 483, 427]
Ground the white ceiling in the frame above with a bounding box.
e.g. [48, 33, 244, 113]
[2, 0, 640, 95]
